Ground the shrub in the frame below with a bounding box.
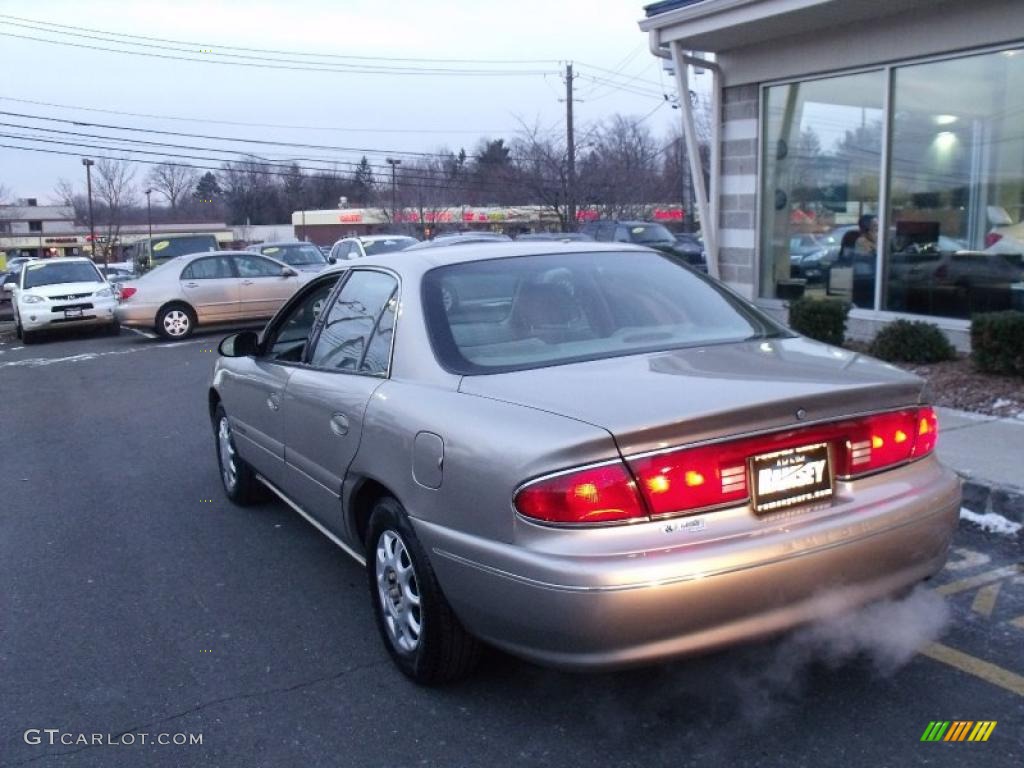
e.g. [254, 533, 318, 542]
[868, 320, 956, 363]
[788, 297, 850, 346]
[971, 311, 1024, 376]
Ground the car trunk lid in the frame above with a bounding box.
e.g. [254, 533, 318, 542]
[458, 337, 924, 456]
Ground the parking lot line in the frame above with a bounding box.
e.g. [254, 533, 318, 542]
[0, 339, 205, 368]
[125, 327, 159, 339]
[936, 564, 1023, 596]
[920, 642, 1024, 697]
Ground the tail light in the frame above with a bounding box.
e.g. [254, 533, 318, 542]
[514, 462, 646, 524]
[517, 407, 941, 525]
[985, 232, 1002, 248]
[119, 287, 137, 300]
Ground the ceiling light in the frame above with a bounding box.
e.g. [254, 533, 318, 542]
[934, 114, 958, 126]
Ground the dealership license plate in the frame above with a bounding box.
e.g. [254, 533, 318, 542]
[64, 308, 83, 318]
[750, 442, 833, 513]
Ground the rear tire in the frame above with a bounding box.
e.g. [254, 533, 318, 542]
[366, 497, 481, 685]
[157, 303, 196, 339]
[214, 405, 263, 505]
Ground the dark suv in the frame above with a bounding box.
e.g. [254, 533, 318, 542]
[578, 220, 706, 270]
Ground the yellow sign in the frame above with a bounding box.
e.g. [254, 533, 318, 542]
[153, 240, 170, 252]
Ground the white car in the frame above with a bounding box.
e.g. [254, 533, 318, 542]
[329, 234, 418, 261]
[986, 206, 1024, 255]
[5, 257, 118, 343]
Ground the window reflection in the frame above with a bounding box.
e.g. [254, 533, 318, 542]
[885, 49, 1024, 318]
[760, 70, 885, 307]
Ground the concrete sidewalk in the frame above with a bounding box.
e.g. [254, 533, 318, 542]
[936, 406, 1024, 522]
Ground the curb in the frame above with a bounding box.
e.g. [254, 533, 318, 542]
[960, 476, 1024, 525]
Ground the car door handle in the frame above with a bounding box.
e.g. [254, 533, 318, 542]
[185, 282, 199, 288]
[242, 280, 254, 285]
[266, 393, 281, 411]
[329, 412, 350, 436]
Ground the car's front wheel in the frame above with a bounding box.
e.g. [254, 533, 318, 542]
[157, 304, 195, 339]
[366, 497, 481, 685]
[214, 404, 263, 505]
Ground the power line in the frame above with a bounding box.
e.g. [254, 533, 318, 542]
[0, 28, 556, 77]
[0, 13, 562, 65]
[0, 96, 508, 136]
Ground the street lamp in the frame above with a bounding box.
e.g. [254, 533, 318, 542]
[81, 158, 98, 265]
[145, 188, 153, 243]
[385, 157, 401, 225]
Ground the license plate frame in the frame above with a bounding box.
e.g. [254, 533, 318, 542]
[749, 442, 833, 514]
[64, 308, 84, 318]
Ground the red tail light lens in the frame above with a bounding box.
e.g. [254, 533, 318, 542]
[514, 463, 646, 524]
[628, 407, 939, 518]
[119, 287, 137, 300]
[517, 408, 939, 525]
[985, 232, 1003, 248]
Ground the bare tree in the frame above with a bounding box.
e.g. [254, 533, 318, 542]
[94, 157, 138, 261]
[511, 121, 570, 229]
[147, 162, 198, 214]
[0, 182, 11, 205]
[52, 178, 90, 224]
[578, 115, 662, 219]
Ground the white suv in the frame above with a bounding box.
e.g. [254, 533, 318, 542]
[329, 235, 418, 261]
[5, 257, 119, 343]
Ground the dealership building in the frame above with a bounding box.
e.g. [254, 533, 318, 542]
[641, 0, 1024, 348]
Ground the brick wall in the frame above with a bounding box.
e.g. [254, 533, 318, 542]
[717, 84, 759, 299]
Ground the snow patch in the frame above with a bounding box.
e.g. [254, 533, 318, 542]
[991, 398, 1014, 409]
[960, 507, 1022, 536]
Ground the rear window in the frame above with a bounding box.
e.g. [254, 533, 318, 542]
[261, 244, 325, 266]
[23, 261, 102, 288]
[151, 236, 218, 260]
[422, 252, 785, 374]
[362, 237, 417, 256]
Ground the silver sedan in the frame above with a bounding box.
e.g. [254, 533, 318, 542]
[208, 243, 960, 684]
[116, 250, 313, 339]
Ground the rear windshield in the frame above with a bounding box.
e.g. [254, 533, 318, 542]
[23, 261, 103, 288]
[151, 236, 218, 260]
[627, 224, 674, 244]
[362, 237, 417, 256]
[422, 251, 786, 374]
[261, 244, 326, 266]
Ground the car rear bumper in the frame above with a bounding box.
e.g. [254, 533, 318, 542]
[417, 457, 960, 670]
[115, 303, 158, 327]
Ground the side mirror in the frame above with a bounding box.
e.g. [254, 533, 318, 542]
[2, 282, 13, 292]
[218, 330, 259, 357]
[328, 256, 337, 264]
[282, 266, 298, 277]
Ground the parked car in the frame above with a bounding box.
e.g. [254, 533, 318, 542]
[209, 241, 959, 684]
[5, 257, 118, 343]
[329, 235, 419, 261]
[115, 250, 313, 339]
[246, 241, 333, 273]
[788, 234, 832, 282]
[579, 219, 707, 270]
[516, 232, 594, 242]
[985, 206, 1024, 255]
[122, 234, 220, 271]
[404, 233, 512, 250]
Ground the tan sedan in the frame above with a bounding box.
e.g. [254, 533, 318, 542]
[116, 250, 314, 338]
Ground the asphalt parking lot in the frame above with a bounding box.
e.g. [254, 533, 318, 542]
[1, 324, 1022, 768]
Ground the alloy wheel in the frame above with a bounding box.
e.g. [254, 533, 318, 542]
[163, 309, 191, 337]
[217, 417, 237, 492]
[375, 530, 422, 653]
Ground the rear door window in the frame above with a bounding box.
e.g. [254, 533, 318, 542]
[182, 256, 234, 280]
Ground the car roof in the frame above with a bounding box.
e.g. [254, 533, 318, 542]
[355, 240, 652, 271]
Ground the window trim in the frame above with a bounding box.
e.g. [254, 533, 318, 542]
[302, 266, 401, 379]
[755, 41, 1024, 322]
[179, 254, 237, 281]
[257, 272, 347, 368]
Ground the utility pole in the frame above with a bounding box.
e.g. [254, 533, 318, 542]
[565, 62, 576, 232]
[386, 157, 401, 226]
[145, 188, 153, 243]
[81, 158, 98, 264]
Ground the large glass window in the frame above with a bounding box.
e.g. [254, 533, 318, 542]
[884, 48, 1024, 318]
[760, 71, 885, 306]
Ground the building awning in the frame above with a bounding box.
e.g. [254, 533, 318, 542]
[640, 0, 926, 52]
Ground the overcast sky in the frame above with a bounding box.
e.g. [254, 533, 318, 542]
[0, 0, 683, 203]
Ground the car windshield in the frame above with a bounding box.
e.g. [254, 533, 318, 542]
[262, 244, 326, 266]
[628, 224, 675, 244]
[362, 237, 416, 256]
[423, 251, 785, 374]
[23, 261, 102, 288]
